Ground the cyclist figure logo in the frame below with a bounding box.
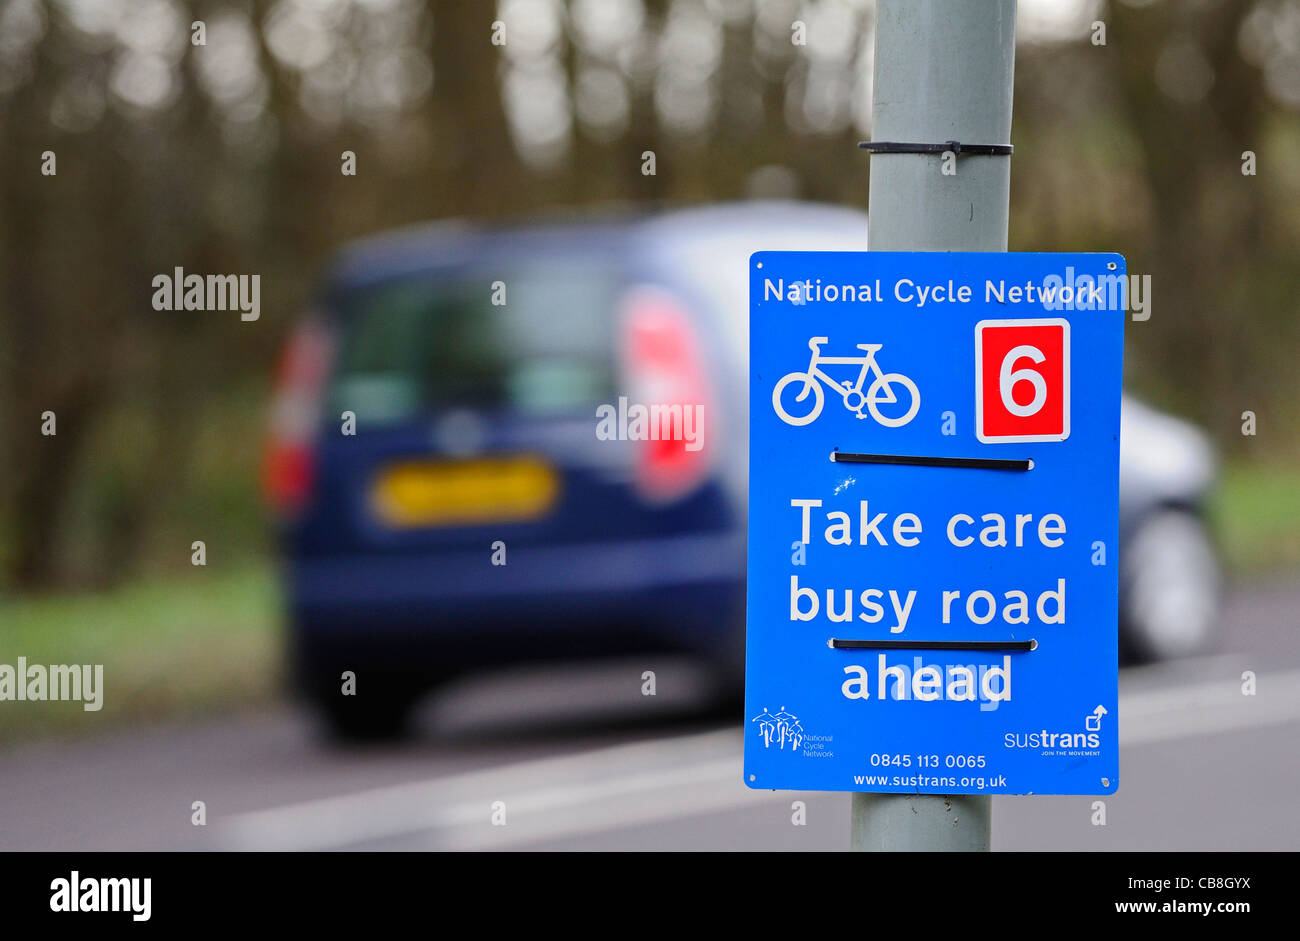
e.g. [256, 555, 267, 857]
[772, 337, 921, 427]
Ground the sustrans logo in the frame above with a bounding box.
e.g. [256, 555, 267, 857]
[1005, 703, 1108, 752]
[772, 337, 920, 427]
[50, 871, 151, 922]
[1004, 730, 1100, 750]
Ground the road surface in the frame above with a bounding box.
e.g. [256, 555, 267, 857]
[1, 580, 1296, 851]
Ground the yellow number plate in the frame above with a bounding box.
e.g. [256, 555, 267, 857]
[370, 457, 559, 527]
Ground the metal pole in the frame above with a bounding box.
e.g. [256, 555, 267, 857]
[852, 0, 1017, 852]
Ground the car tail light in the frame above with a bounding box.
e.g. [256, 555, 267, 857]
[617, 286, 713, 502]
[262, 317, 334, 516]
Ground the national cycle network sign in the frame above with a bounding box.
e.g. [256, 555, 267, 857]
[744, 252, 1125, 796]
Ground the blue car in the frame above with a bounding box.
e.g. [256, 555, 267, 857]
[266, 202, 1220, 738]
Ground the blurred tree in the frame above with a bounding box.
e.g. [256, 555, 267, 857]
[0, 0, 1296, 590]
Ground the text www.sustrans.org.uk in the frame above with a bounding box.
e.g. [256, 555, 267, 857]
[853, 774, 1008, 789]
[1113, 900, 1250, 915]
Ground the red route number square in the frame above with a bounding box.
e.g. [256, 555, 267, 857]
[975, 318, 1070, 443]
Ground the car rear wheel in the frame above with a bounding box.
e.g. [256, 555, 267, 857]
[308, 678, 424, 742]
[1120, 508, 1221, 663]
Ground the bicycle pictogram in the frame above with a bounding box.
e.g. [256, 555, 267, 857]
[771, 337, 921, 427]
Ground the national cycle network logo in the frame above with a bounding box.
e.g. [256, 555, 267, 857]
[751, 706, 805, 750]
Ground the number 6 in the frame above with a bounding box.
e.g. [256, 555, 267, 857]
[999, 345, 1047, 417]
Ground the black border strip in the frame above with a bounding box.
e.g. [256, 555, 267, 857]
[829, 638, 1038, 651]
[858, 140, 1014, 155]
[831, 451, 1032, 471]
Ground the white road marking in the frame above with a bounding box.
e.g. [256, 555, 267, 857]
[220, 665, 1300, 850]
[220, 727, 745, 851]
[1119, 666, 1300, 745]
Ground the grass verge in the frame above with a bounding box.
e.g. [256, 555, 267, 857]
[0, 565, 281, 742]
[1209, 461, 1300, 576]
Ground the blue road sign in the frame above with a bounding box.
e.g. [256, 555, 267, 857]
[744, 252, 1125, 795]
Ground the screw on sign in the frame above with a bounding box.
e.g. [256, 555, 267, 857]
[975, 319, 1070, 443]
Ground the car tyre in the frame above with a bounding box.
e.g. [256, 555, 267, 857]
[1120, 508, 1221, 663]
[309, 680, 422, 743]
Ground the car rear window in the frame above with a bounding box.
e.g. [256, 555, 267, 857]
[329, 263, 619, 425]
